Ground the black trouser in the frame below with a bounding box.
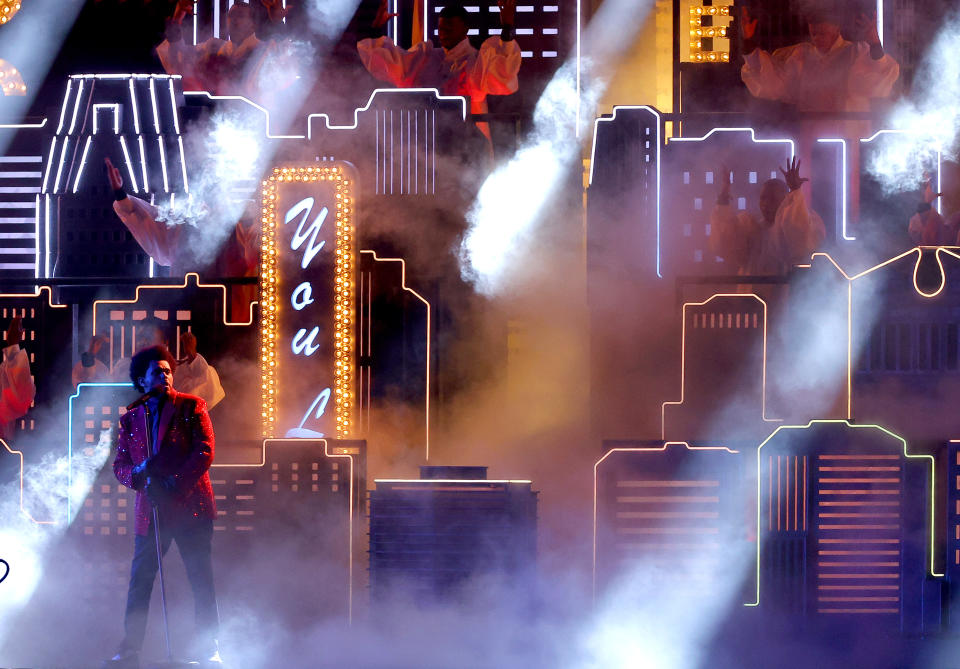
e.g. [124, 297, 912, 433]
[120, 514, 218, 653]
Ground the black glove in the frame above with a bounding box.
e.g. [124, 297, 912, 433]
[131, 456, 157, 488]
[145, 475, 178, 506]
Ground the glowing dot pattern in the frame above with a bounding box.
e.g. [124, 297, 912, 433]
[0, 58, 26, 95]
[0, 1, 21, 24]
[688, 4, 731, 63]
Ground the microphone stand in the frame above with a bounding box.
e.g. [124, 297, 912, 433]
[143, 399, 198, 669]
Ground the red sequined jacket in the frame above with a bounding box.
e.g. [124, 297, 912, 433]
[113, 390, 216, 536]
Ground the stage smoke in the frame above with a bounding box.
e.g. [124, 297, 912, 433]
[0, 0, 83, 133]
[866, 9, 960, 194]
[149, 109, 268, 264]
[0, 429, 112, 645]
[459, 0, 653, 295]
[459, 62, 581, 294]
[305, 0, 363, 40]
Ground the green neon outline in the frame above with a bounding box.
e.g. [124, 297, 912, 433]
[745, 419, 940, 607]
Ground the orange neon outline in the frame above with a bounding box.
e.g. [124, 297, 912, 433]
[591, 441, 739, 598]
[260, 165, 356, 440]
[745, 420, 941, 608]
[211, 438, 357, 623]
[0, 438, 56, 525]
[812, 247, 960, 297]
[0, 285, 68, 309]
[359, 250, 431, 462]
[660, 293, 780, 439]
[809, 247, 960, 419]
[91, 271, 257, 335]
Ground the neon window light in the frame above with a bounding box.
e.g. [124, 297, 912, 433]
[67, 79, 84, 135]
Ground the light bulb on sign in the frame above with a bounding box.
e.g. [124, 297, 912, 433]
[0, 0, 21, 23]
[0, 59, 26, 96]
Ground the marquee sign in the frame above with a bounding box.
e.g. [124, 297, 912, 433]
[260, 164, 356, 438]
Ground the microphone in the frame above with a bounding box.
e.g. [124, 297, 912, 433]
[126, 388, 160, 411]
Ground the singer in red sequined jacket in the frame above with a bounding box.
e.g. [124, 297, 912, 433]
[113, 390, 217, 536]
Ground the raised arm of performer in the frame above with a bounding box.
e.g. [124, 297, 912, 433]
[773, 157, 826, 267]
[709, 166, 752, 273]
[710, 159, 824, 275]
[848, 12, 899, 99]
[357, 0, 520, 107]
[467, 0, 521, 97]
[356, 0, 424, 87]
[72, 334, 109, 388]
[106, 157, 183, 268]
[741, 9, 898, 110]
[106, 345, 220, 667]
[155, 0, 202, 84]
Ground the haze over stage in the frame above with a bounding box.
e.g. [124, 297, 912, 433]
[1, 1, 960, 668]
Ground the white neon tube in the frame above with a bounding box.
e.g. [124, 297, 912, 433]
[72, 136, 93, 193]
[129, 78, 141, 134]
[119, 136, 139, 194]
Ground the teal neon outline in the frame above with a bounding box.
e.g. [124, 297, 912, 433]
[67, 382, 133, 521]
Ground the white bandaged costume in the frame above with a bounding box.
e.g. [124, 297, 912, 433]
[112, 194, 258, 321]
[358, 35, 521, 135]
[0, 343, 34, 440]
[174, 354, 225, 409]
[710, 190, 826, 276]
[741, 35, 899, 226]
[157, 33, 267, 96]
[741, 36, 899, 116]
